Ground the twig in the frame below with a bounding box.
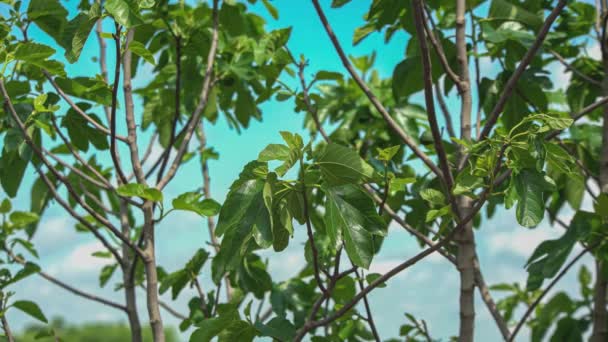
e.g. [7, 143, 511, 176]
[508, 243, 597, 341]
[156, 0, 220, 190]
[109, 24, 128, 184]
[310, 0, 444, 181]
[479, 0, 568, 140]
[354, 268, 381, 342]
[6, 247, 126, 312]
[550, 50, 602, 86]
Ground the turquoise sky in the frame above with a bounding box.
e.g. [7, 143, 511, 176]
[1, 1, 598, 341]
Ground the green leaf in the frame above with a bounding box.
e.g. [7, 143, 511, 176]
[426, 205, 451, 223]
[189, 310, 240, 342]
[525, 211, 599, 291]
[9, 211, 40, 228]
[258, 144, 290, 162]
[12, 300, 48, 323]
[261, 0, 278, 19]
[129, 40, 155, 65]
[420, 188, 446, 207]
[254, 317, 296, 342]
[12, 42, 67, 77]
[0, 199, 11, 214]
[323, 185, 387, 269]
[595, 194, 608, 219]
[116, 183, 163, 202]
[99, 264, 118, 287]
[212, 162, 272, 283]
[63, 3, 101, 63]
[488, 0, 543, 30]
[0, 149, 29, 198]
[315, 71, 343, 81]
[27, 0, 69, 47]
[315, 143, 375, 185]
[389, 177, 415, 193]
[104, 0, 143, 28]
[365, 273, 386, 288]
[332, 0, 352, 8]
[172, 192, 221, 217]
[513, 169, 547, 228]
[376, 145, 400, 162]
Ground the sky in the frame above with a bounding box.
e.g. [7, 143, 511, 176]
[0, 0, 601, 341]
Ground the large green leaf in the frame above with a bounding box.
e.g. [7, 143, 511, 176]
[12, 300, 48, 323]
[63, 3, 101, 63]
[525, 211, 599, 291]
[513, 169, 547, 228]
[189, 310, 240, 342]
[315, 143, 375, 185]
[104, 0, 144, 28]
[488, 0, 543, 30]
[323, 185, 387, 269]
[254, 317, 296, 341]
[172, 192, 220, 217]
[27, 0, 68, 45]
[212, 162, 272, 283]
[0, 148, 28, 198]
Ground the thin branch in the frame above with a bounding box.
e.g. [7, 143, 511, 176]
[479, 0, 568, 140]
[110, 24, 128, 184]
[470, 10, 483, 138]
[96, 14, 112, 123]
[301, 161, 328, 295]
[157, 35, 182, 184]
[354, 268, 381, 342]
[156, 0, 220, 190]
[310, 0, 444, 181]
[421, 6, 461, 88]
[550, 49, 602, 86]
[122, 28, 147, 185]
[1, 298, 15, 342]
[0, 79, 143, 261]
[473, 257, 511, 340]
[435, 82, 456, 138]
[6, 247, 126, 312]
[42, 70, 128, 142]
[508, 243, 596, 342]
[192, 278, 209, 318]
[412, 0, 455, 194]
[42, 147, 110, 190]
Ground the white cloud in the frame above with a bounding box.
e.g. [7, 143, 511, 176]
[48, 241, 112, 276]
[488, 225, 561, 258]
[32, 216, 78, 251]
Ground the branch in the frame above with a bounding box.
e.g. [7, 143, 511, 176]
[550, 50, 602, 86]
[421, 6, 461, 88]
[435, 82, 456, 138]
[50, 117, 113, 190]
[478, 0, 568, 140]
[121, 28, 147, 186]
[156, 0, 220, 190]
[354, 268, 381, 342]
[412, 0, 455, 194]
[473, 257, 511, 340]
[508, 243, 596, 342]
[96, 16, 112, 123]
[301, 161, 328, 295]
[0, 79, 143, 261]
[110, 24, 129, 184]
[0, 298, 15, 342]
[157, 35, 182, 184]
[5, 247, 126, 312]
[310, 0, 444, 181]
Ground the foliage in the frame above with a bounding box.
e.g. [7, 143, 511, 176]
[1, 0, 608, 341]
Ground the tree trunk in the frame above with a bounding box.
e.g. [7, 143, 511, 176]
[456, 0, 476, 340]
[591, 14, 608, 339]
[142, 202, 165, 342]
[120, 202, 143, 342]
